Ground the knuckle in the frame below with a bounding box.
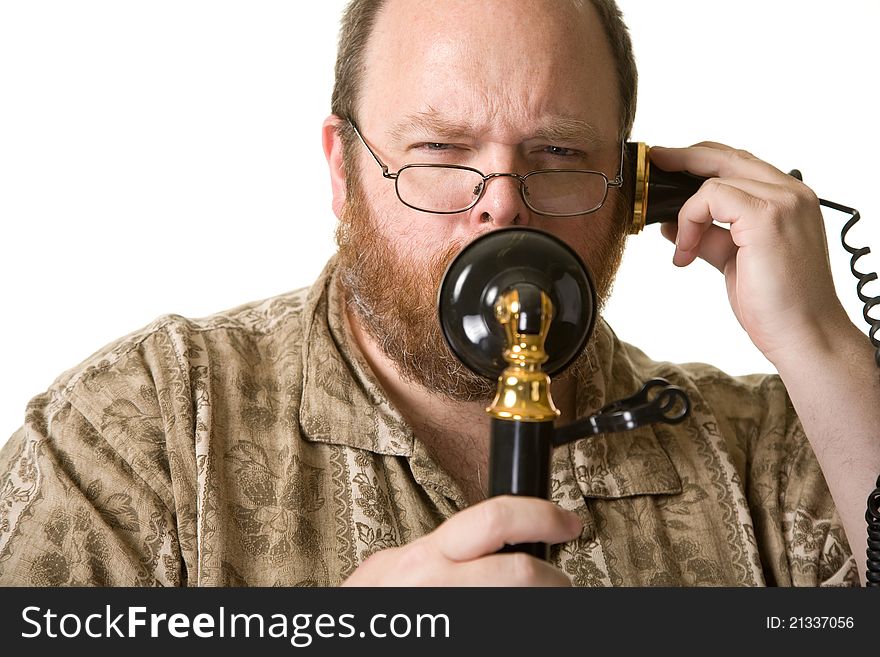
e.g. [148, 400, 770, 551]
[764, 199, 787, 225]
[394, 541, 442, 585]
[700, 177, 723, 193]
[729, 148, 755, 161]
[479, 498, 513, 539]
[691, 140, 729, 150]
[773, 188, 805, 221]
[781, 191, 801, 213]
[795, 183, 820, 209]
[398, 539, 436, 570]
[688, 178, 720, 207]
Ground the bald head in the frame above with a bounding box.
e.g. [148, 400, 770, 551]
[331, 0, 637, 142]
[365, 2, 616, 142]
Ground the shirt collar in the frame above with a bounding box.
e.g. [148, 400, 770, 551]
[299, 258, 415, 456]
[298, 258, 681, 498]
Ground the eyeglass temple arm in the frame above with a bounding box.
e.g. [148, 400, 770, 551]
[347, 119, 397, 179]
[608, 140, 626, 187]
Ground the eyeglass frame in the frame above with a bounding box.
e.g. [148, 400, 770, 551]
[346, 118, 626, 217]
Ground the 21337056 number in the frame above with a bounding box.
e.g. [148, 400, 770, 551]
[766, 616, 854, 629]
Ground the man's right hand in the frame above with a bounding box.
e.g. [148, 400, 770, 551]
[342, 495, 582, 586]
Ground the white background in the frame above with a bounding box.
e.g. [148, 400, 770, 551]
[1, 0, 878, 446]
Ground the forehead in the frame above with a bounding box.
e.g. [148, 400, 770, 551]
[358, 0, 620, 141]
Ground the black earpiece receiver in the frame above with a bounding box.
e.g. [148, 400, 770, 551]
[624, 142, 705, 234]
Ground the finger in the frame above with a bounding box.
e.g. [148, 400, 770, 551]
[688, 141, 739, 152]
[649, 145, 787, 184]
[445, 552, 573, 586]
[430, 496, 582, 562]
[675, 223, 738, 274]
[659, 210, 737, 272]
[672, 208, 715, 267]
[675, 179, 767, 255]
[692, 175, 792, 201]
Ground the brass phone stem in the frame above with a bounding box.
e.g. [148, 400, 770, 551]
[486, 288, 560, 422]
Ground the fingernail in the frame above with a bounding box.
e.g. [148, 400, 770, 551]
[566, 510, 582, 533]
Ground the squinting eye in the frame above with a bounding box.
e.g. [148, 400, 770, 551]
[544, 145, 579, 157]
[418, 142, 453, 151]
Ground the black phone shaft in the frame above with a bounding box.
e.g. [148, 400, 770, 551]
[488, 418, 554, 560]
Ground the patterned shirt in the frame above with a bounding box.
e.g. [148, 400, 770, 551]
[0, 258, 857, 586]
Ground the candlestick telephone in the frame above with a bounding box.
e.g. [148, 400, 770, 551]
[437, 142, 880, 584]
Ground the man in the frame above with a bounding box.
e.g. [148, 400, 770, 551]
[0, 0, 877, 586]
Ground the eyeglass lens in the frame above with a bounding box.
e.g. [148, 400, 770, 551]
[395, 167, 608, 215]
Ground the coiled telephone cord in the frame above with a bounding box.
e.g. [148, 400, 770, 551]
[819, 195, 880, 586]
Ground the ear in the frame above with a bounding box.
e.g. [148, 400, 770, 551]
[322, 115, 348, 219]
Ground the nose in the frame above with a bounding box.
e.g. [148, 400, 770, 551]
[468, 173, 532, 227]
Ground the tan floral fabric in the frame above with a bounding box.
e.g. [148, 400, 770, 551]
[0, 258, 857, 586]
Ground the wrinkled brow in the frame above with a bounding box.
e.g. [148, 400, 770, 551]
[387, 111, 603, 146]
[531, 117, 604, 147]
[387, 112, 481, 142]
